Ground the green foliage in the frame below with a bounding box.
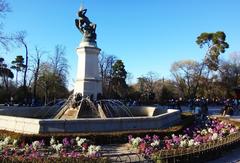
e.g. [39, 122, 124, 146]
[196, 31, 229, 71]
[11, 55, 25, 72]
[111, 60, 128, 98]
[160, 85, 176, 103]
[11, 55, 25, 85]
[0, 57, 13, 79]
[112, 60, 127, 80]
[0, 57, 14, 89]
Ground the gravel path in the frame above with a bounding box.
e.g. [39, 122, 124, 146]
[208, 146, 240, 163]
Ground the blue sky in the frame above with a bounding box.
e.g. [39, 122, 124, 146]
[1, 0, 240, 89]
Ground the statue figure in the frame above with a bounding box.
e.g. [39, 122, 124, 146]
[75, 7, 97, 43]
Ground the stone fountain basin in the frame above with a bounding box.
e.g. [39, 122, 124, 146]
[0, 107, 180, 135]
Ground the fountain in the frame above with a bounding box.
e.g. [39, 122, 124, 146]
[0, 6, 180, 135]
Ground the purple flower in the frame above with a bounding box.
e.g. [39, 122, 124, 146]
[144, 135, 151, 141]
[172, 135, 180, 145]
[40, 139, 45, 146]
[144, 146, 153, 156]
[62, 138, 70, 147]
[70, 138, 75, 145]
[128, 117, 239, 155]
[152, 135, 159, 141]
[128, 135, 133, 142]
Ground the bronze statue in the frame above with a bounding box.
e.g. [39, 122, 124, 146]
[75, 7, 97, 42]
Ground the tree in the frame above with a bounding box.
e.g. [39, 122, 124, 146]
[219, 52, 240, 97]
[14, 31, 28, 87]
[0, 0, 11, 51]
[31, 47, 45, 99]
[37, 62, 53, 105]
[171, 60, 206, 98]
[50, 45, 69, 102]
[11, 55, 25, 86]
[111, 60, 127, 98]
[0, 57, 13, 89]
[160, 82, 177, 104]
[0, 0, 10, 16]
[98, 52, 117, 97]
[50, 45, 68, 83]
[196, 31, 229, 71]
[136, 72, 159, 102]
[37, 62, 69, 105]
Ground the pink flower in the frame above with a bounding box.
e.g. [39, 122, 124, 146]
[153, 135, 159, 141]
[139, 142, 146, 153]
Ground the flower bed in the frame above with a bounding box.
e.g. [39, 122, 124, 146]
[0, 136, 103, 162]
[0, 116, 239, 162]
[128, 117, 240, 160]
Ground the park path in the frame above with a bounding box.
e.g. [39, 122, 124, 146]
[208, 146, 240, 163]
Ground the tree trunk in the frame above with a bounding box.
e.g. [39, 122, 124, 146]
[44, 83, 47, 106]
[16, 70, 18, 86]
[23, 43, 28, 88]
[33, 58, 40, 99]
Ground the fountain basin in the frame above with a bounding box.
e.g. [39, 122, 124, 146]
[0, 108, 180, 134]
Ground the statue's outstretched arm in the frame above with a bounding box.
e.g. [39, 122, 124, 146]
[82, 9, 87, 15]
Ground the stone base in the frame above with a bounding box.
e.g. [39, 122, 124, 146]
[74, 78, 102, 99]
[79, 41, 97, 48]
[0, 109, 180, 134]
[74, 42, 102, 99]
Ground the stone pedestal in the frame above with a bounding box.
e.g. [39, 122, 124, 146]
[74, 41, 102, 99]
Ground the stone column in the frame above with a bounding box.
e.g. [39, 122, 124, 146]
[74, 41, 102, 99]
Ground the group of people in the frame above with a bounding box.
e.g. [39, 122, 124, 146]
[4, 96, 42, 107]
[220, 99, 236, 116]
[167, 97, 239, 117]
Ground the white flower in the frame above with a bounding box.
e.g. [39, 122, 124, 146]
[131, 137, 142, 148]
[52, 143, 63, 153]
[201, 129, 207, 135]
[221, 129, 226, 134]
[188, 139, 194, 147]
[4, 136, 11, 144]
[56, 143, 63, 152]
[95, 145, 101, 151]
[32, 141, 40, 150]
[25, 144, 29, 150]
[50, 136, 55, 145]
[88, 145, 101, 156]
[182, 134, 188, 139]
[208, 128, 213, 133]
[194, 141, 200, 146]
[77, 138, 87, 147]
[211, 133, 218, 141]
[12, 139, 18, 147]
[179, 140, 187, 147]
[150, 140, 159, 147]
[0, 141, 6, 150]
